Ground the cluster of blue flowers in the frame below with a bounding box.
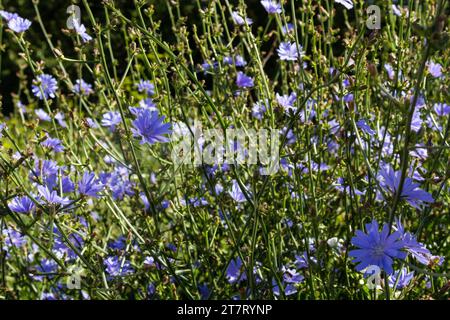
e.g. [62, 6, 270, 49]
[0, 0, 448, 300]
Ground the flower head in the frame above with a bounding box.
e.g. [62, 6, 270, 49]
[252, 101, 267, 120]
[231, 55, 247, 67]
[229, 180, 248, 203]
[2, 227, 27, 250]
[101, 111, 122, 132]
[131, 109, 171, 145]
[104, 256, 134, 277]
[427, 61, 443, 78]
[281, 23, 294, 34]
[78, 172, 104, 198]
[277, 42, 303, 61]
[37, 185, 71, 206]
[389, 267, 414, 289]
[32, 74, 58, 100]
[73, 19, 92, 43]
[8, 17, 31, 33]
[35, 109, 51, 121]
[137, 80, 155, 96]
[395, 219, 444, 267]
[226, 257, 247, 284]
[378, 163, 434, 209]
[236, 71, 254, 88]
[73, 79, 93, 96]
[276, 92, 297, 112]
[434, 103, 450, 116]
[0, 123, 6, 138]
[55, 112, 67, 128]
[231, 11, 252, 25]
[260, 1, 282, 14]
[8, 196, 35, 214]
[356, 119, 376, 136]
[349, 219, 407, 275]
[42, 137, 65, 153]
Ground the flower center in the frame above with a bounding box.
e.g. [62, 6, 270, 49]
[373, 244, 385, 257]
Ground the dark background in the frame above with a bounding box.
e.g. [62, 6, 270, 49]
[0, 0, 352, 115]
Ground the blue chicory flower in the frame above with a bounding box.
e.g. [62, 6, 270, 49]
[8, 195, 36, 214]
[8, 16, 31, 33]
[349, 219, 407, 275]
[32, 74, 58, 100]
[277, 42, 303, 61]
[131, 109, 171, 145]
[260, 0, 282, 14]
[78, 171, 104, 198]
[236, 71, 254, 88]
[101, 111, 122, 132]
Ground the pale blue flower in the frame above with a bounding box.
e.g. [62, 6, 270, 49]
[8, 17, 31, 33]
[277, 42, 303, 61]
[260, 0, 282, 14]
[231, 11, 252, 25]
[427, 61, 443, 78]
[101, 111, 122, 132]
[32, 74, 58, 100]
[73, 19, 92, 43]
